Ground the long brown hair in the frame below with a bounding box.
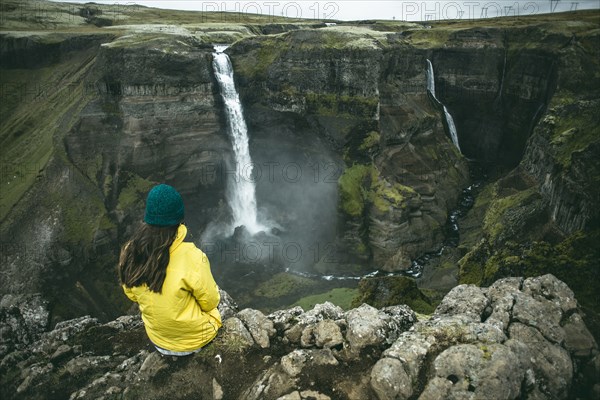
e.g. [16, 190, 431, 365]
[118, 223, 180, 293]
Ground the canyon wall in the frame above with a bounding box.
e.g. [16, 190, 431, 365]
[0, 2, 598, 336]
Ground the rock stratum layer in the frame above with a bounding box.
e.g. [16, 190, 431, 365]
[1, 274, 598, 399]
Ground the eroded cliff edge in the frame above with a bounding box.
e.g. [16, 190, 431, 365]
[0, 0, 599, 377]
[1, 275, 598, 399]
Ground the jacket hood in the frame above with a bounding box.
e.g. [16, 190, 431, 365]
[170, 224, 187, 254]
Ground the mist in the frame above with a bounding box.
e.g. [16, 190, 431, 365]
[197, 110, 346, 277]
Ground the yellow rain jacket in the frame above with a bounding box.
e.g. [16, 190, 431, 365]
[122, 224, 221, 352]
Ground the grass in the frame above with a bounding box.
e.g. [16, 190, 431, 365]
[2, 0, 597, 50]
[547, 97, 600, 169]
[0, 0, 316, 32]
[228, 35, 284, 81]
[199, 325, 251, 358]
[359, 131, 381, 151]
[338, 164, 371, 216]
[353, 276, 435, 314]
[117, 173, 155, 212]
[337, 163, 415, 217]
[292, 287, 359, 311]
[253, 272, 317, 299]
[369, 168, 415, 213]
[384, 9, 600, 50]
[0, 49, 97, 221]
[459, 229, 600, 344]
[482, 187, 539, 243]
[303, 28, 387, 50]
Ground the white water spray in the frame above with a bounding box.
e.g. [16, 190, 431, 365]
[212, 46, 266, 235]
[426, 59, 461, 152]
[426, 59, 436, 95]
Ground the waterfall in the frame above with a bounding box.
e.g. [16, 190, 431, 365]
[426, 60, 461, 152]
[443, 107, 460, 150]
[494, 50, 507, 108]
[212, 46, 265, 235]
[426, 59, 436, 95]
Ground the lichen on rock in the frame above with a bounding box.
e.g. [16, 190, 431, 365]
[2, 274, 597, 399]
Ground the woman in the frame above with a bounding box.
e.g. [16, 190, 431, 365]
[118, 184, 221, 356]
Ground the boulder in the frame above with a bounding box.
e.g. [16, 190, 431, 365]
[237, 308, 276, 349]
[434, 284, 489, 321]
[1, 278, 597, 400]
[419, 344, 523, 400]
[346, 304, 416, 352]
[313, 320, 343, 349]
[222, 317, 255, 349]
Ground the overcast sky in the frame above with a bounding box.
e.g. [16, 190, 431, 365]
[55, 0, 599, 21]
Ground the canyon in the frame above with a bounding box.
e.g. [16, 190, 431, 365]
[0, 1, 599, 398]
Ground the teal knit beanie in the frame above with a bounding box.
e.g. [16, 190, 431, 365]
[144, 184, 184, 226]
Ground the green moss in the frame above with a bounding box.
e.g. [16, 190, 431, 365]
[292, 288, 359, 311]
[62, 203, 94, 243]
[459, 230, 600, 344]
[418, 288, 445, 311]
[253, 272, 316, 299]
[473, 183, 496, 209]
[254, 28, 391, 51]
[422, 144, 439, 161]
[483, 187, 538, 242]
[117, 173, 154, 211]
[0, 55, 95, 220]
[99, 214, 116, 230]
[44, 175, 108, 244]
[359, 131, 381, 150]
[495, 232, 600, 307]
[547, 97, 600, 168]
[369, 167, 415, 213]
[198, 325, 251, 358]
[480, 345, 493, 360]
[317, 29, 384, 50]
[102, 174, 113, 197]
[355, 242, 368, 255]
[418, 323, 468, 348]
[338, 163, 415, 217]
[338, 164, 371, 217]
[458, 240, 491, 285]
[405, 27, 453, 48]
[230, 36, 284, 81]
[353, 276, 435, 314]
[251, 41, 280, 77]
[305, 93, 378, 119]
[459, 183, 497, 248]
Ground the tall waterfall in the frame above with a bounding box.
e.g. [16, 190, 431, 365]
[212, 46, 265, 235]
[426, 60, 461, 152]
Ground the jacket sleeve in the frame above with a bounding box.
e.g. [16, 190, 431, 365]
[122, 285, 137, 303]
[188, 249, 220, 312]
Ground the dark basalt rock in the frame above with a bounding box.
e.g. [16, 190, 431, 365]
[0, 3, 598, 363]
[1, 275, 597, 399]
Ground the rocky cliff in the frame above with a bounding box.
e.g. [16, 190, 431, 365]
[1, 1, 599, 392]
[0, 28, 230, 324]
[453, 12, 600, 342]
[0, 0, 468, 322]
[1, 274, 598, 399]
[227, 27, 470, 271]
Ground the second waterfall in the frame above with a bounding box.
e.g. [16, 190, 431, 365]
[426, 59, 461, 152]
[212, 46, 266, 236]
